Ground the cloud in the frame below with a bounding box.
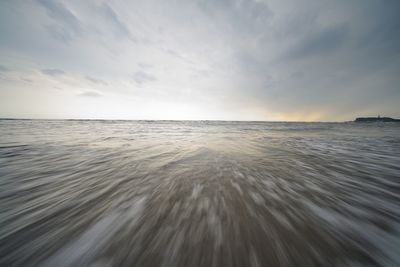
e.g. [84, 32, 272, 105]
[37, 0, 83, 44]
[85, 76, 108, 86]
[138, 62, 153, 69]
[98, 3, 136, 42]
[78, 90, 103, 97]
[197, 0, 273, 35]
[21, 78, 33, 83]
[0, 65, 9, 72]
[45, 24, 75, 43]
[1, 0, 400, 120]
[41, 69, 65, 76]
[282, 25, 348, 61]
[132, 71, 157, 85]
[37, 0, 81, 32]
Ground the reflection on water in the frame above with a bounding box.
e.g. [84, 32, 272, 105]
[0, 120, 399, 267]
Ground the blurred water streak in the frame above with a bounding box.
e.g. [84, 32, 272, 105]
[0, 120, 399, 267]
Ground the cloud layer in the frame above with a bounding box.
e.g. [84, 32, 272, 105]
[0, 0, 399, 120]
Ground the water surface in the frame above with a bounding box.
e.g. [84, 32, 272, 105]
[0, 120, 399, 266]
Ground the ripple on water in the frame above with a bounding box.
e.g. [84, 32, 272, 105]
[0, 120, 399, 267]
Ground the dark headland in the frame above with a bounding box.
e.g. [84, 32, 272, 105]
[355, 116, 400, 122]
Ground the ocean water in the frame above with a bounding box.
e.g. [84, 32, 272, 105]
[0, 120, 399, 267]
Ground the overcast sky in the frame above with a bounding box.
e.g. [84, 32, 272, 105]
[0, 0, 399, 121]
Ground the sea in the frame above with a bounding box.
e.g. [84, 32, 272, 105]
[0, 120, 399, 267]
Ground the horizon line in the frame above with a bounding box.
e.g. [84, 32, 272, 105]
[0, 117, 352, 123]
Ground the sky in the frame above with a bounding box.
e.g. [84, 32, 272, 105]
[0, 0, 399, 121]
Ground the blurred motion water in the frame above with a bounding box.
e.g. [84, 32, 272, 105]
[0, 120, 399, 267]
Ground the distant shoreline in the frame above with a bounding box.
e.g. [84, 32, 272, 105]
[354, 117, 400, 122]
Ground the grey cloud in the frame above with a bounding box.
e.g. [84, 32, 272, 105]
[0, 65, 9, 72]
[0, 65, 9, 79]
[38, 1, 136, 44]
[79, 90, 103, 97]
[1, 0, 399, 120]
[45, 24, 74, 43]
[21, 78, 33, 83]
[41, 69, 65, 76]
[85, 76, 108, 86]
[138, 63, 153, 69]
[197, 0, 273, 35]
[37, 0, 83, 44]
[281, 25, 347, 61]
[132, 71, 157, 85]
[99, 3, 136, 42]
[37, 0, 81, 32]
[234, 1, 398, 115]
